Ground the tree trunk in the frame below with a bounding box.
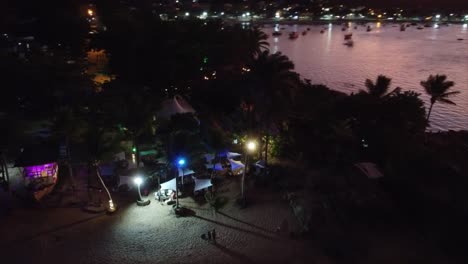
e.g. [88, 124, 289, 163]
[426, 102, 434, 125]
[134, 135, 140, 168]
[95, 161, 114, 206]
[264, 133, 269, 167]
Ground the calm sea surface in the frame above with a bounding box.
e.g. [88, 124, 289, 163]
[264, 22, 468, 131]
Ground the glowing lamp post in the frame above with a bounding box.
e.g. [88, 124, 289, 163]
[176, 157, 186, 209]
[240, 140, 256, 204]
[134, 175, 150, 206]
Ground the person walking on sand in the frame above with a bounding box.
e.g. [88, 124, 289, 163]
[212, 229, 217, 242]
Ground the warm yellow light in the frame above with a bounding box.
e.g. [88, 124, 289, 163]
[377, 14, 382, 18]
[88, 9, 94, 16]
[246, 141, 257, 152]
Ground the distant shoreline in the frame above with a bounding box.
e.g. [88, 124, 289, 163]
[223, 18, 467, 26]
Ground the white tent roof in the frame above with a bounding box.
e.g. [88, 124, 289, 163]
[204, 151, 241, 162]
[194, 178, 212, 192]
[160, 178, 177, 191]
[229, 159, 245, 170]
[354, 162, 384, 179]
[158, 95, 195, 119]
[205, 159, 245, 172]
[178, 168, 195, 177]
[227, 152, 242, 158]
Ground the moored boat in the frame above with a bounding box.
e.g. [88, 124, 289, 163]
[344, 33, 353, 40]
[289, 32, 299, 39]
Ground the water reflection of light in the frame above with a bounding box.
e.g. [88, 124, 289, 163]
[463, 24, 467, 29]
[274, 37, 278, 43]
[273, 45, 278, 53]
[376, 22, 381, 28]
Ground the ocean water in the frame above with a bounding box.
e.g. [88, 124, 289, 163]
[264, 22, 468, 131]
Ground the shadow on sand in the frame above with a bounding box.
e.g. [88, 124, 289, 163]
[193, 215, 277, 241]
[212, 242, 256, 264]
[216, 211, 276, 234]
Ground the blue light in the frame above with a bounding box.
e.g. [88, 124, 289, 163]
[177, 158, 186, 166]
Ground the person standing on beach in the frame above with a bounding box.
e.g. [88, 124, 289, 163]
[212, 229, 216, 242]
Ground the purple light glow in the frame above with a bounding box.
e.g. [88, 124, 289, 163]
[24, 163, 58, 178]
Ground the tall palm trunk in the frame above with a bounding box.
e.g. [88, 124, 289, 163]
[134, 135, 140, 168]
[94, 161, 114, 207]
[426, 102, 435, 124]
[264, 133, 269, 166]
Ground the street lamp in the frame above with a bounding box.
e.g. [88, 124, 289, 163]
[134, 175, 150, 206]
[240, 140, 256, 206]
[175, 157, 186, 209]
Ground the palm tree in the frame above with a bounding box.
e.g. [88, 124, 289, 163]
[360, 75, 401, 98]
[420, 74, 459, 123]
[247, 51, 300, 165]
[245, 27, 269, 59]
[51, 107, 88, 191]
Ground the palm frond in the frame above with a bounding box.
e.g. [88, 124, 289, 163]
[437, 98, 456, 105]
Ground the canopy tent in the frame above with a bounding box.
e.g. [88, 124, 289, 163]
[178, 168, 195, 177]
[227, 152, 242, 158]
[205, 159, 245, 175]
[354, 162, 384, 179]
[158, 95, 196, 119]
[193, 178, 212, 192]
[229, 159, 245, 171]
[160, 177, 177, 191]
[204, 151, 242, 162]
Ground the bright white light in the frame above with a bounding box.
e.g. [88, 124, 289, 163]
[185, 12, 189, 16]
[242, 14, 246, 17]
[247, 141, 257, 152]
[134, 176, 143, 185]
[463, 24, 467, 28]
[293, 15, 299, 19]
[220, 12, 224, 15]
[202, 11, 207, 16]
[108, 200, 116, 212]
[435, 14, 441, 19]
[246, 12, 250, 16]
[275, 11, 280, 18]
